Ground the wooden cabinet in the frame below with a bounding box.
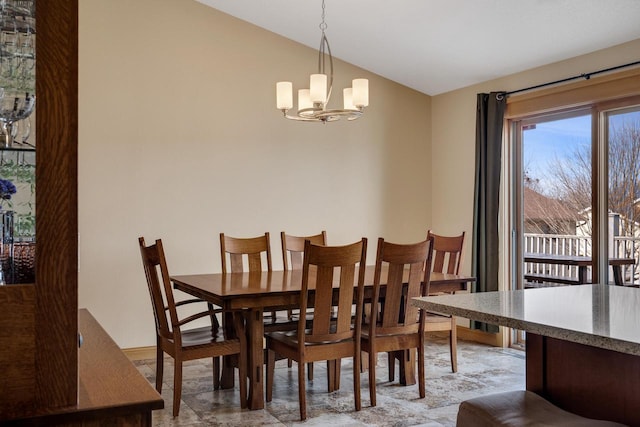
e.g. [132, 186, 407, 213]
[5, 310, 163, 426]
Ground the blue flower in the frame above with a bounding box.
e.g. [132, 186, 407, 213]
[0, 178, 16, 206]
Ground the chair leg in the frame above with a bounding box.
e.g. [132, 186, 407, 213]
[388, 352, 395, 382]
[298, 357, 307, 420]
[288, 358, 293, 368]
[213, 356, 220, 390]
[368, 350, 377, 407]
[450, 319, 458, 373]
[354, 350, 361, 411]
[307, 362, 314, 380]
[418, 342, 425, 399]
[326, 359, 342, 392]
[238, 349, 247, 410]
[173, 358, 183, 417]
[266, 349, 275, 402]
[155, 339, 164, 393]
[327, 360, 336, 392]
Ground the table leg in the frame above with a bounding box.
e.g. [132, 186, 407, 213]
[578, 266, 587, 284]
[246, 308, 265, 410]
[220, 311, 236, 389]
[392, 349, 417, 385]
[397, 349, 416, 386]
[612, 265, 623, 285]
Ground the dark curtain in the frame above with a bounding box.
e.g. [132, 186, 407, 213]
[471, 92, 505, 333]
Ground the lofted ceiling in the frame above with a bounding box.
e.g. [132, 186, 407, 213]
[196, 0, 640, 96]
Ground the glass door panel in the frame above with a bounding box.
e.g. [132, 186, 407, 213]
[512, 112, 593, 348]
[606, 107, 640, 286]
[520, 113, 593, 289]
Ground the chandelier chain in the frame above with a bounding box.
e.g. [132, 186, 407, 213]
[319, 0, 327, 32]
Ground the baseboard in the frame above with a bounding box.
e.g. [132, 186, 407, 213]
[122, 346, 156, 361]
[123, 326, 503, 361]
[456, 325, 503, 347]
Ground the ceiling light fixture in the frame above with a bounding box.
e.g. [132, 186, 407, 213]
[276, 0, 369, 123]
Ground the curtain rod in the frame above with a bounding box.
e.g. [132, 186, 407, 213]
[504, 59, 640, 97]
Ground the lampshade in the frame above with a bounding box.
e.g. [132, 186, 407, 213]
[343, 88, 355, 110]
[298, 89, 312, 112]
[310, 74, 327, 104]
[276, 82, 293, 110]
[352, 79, 369, 107]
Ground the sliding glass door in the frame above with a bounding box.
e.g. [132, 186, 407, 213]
[510, 99, 640, 347]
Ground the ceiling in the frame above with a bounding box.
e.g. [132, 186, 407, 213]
[196, 0, 640, 96]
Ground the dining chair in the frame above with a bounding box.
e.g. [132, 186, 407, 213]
[220, 232, 273, 274]
[138, 237, 247, 416]
[281, 232, 328, 326]
[428, 229, 465, 275]
[386, 230, 463, 380]
[426, 229, 465, 372]
[265, 238, 368, 421]
[361, 237, 433, 406]
[220, 232, 294, 328]
[281, 230, 327, 270]
[280, 231, 328, 379]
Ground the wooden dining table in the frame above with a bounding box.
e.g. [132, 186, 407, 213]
[172, 266, 475, 410]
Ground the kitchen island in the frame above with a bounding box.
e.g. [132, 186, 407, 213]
[413, 285, 640, 426]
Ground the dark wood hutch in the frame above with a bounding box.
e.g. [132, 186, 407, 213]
[0, 1, 163, 424]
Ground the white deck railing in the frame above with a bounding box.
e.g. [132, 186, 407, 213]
[523, 233, 640, 285]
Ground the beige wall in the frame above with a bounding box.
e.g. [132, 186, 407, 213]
[78, 0, 640, 348]
[431, 38, 640, 282]
[78, 0, 431, 348]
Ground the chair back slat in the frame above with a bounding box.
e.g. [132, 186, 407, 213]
[372, 237, 432, 337]
[335, 264, 357, 334]
[289, 252, 303, 270]
[281, 231, 327, 270]
[427, 230, 465, 275]
[299, 239, 367, 345]
[310, 264, 335, 336]
[230, 253, 244, 272]
[403, 261, 427, 326]
[220, 232, 272, 273]
[380, 262, 404, 329]
[247, 252, 263, 272]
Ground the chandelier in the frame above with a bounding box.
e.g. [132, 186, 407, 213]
[276, 0, 369, 123]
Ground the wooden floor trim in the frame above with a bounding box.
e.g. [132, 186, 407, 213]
[123, 346, 156, 361]
[123, 326, 502, 361]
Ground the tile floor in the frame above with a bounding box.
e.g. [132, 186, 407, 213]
[134, 335, 525, 427]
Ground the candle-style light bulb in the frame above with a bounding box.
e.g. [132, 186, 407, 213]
[352, 79, 369, 107]
[310, 74, 327, 104]
[276, 81, 293, 110]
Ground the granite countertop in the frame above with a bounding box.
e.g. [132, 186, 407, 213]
[412, 284, 640, 356]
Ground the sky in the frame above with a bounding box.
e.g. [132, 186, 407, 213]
[523, 109, 640, 195]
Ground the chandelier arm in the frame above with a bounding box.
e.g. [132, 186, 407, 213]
[318, 34, 325, 75]
[320, 33, 334, 107]
[281, 107, 363, 123]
